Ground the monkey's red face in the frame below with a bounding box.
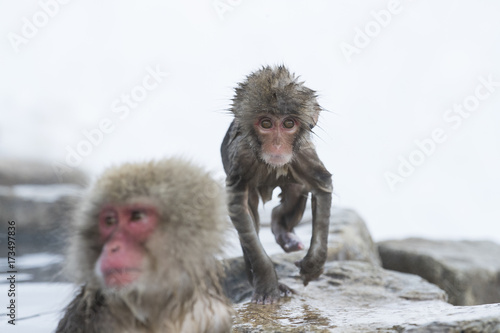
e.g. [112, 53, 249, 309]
[254, 115, 299, 167]
[96, 203, 159, 288]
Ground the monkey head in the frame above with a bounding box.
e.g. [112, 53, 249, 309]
[66, 159, 228, 298]
[231, 65, 322, 167]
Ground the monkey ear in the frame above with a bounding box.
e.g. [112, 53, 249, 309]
[311, 109, 319, 128]
[307, 104, 320, 129]
[301, 86, 321, 129]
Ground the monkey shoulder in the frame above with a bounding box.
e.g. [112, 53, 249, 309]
[56, 286, 111, 333]
[221, 120, 253, 174]
[176, 294, 233, 333]
[289, 149, 333, 193]
[221, 121, 236, 172]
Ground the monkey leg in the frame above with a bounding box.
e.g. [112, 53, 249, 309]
[228, 182, 293, 304]
[240, 215, 293, 304]
[271, 183, 308, 253]
[248, 187, 260, 233]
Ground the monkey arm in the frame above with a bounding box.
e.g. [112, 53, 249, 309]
[226, 178, 282, 303]
[296, 189, 332, 286]
[56, 291, 87, 333]
[291, 149, 333, 286]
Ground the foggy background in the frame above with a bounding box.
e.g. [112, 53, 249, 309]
[2, 0, 499, 242]
[1, 1, 500, 330]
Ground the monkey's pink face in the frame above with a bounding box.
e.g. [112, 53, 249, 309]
[254, 115, 299, 167]
[96, 203, 159, 288]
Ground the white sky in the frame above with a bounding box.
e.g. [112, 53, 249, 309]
[1, 0, 500, 246]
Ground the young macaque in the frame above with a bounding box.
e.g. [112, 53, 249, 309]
[56, 159, 233, 333]
[221, 65, 332, 304]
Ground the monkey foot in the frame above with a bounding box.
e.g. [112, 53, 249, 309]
[278, 283, 295, 297]
[275, 231, 305, 253]
[251, 284, 294, 305]
[251, 288, 280, 305]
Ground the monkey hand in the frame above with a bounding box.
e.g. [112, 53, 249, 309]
[295, 257, 324, 286]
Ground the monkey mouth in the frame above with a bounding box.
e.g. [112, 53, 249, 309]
[103, 268, 141, 287]
[262, 153, 292, 167]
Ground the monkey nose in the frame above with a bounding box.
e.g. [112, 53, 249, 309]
[109, 243, 121, 253]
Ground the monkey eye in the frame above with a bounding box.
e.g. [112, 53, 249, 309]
[103, 215, 117, 227]
[283, 118, 295, 129]
[130, 210, 146, 221]
[260, 118, 273, 129]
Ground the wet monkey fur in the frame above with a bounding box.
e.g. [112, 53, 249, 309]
[221, 65, 333, 304]
[56, 159, 233, 333]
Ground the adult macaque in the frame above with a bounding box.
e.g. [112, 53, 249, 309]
[221, 65, 332, 304]
[56, 159, 233, 333]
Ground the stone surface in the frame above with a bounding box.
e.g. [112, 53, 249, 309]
[222, 208, 381, 303]
[327, 208, 381, 266]
[4, 178, 500, 333]
[253, 207, 381, 266]
[0, 158, 86, 235]
[229, 259, 500, 332]
[0, 158, 87, 185]
[0, 190, 81, 235]
[0, 159, 86, 256]
[378, 238, 500, 306]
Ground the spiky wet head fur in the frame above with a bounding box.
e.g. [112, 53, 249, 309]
[231, 65, 321, 155]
